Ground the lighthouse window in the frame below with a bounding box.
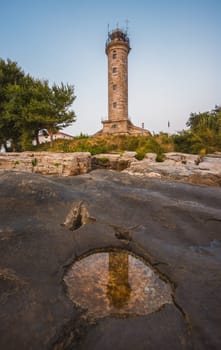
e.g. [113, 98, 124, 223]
[113, 84, 117, 91]
[113, 53, 117, 59]
[112, 67, 117, 73]
[113, 102, 117, 108]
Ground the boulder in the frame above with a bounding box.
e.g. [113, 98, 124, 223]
[123, 153, 221, 186]
[163, 152, 201, 165]
[199, 156, 221, 171]
[0, 152, 91, 176]
[207, 152, 221, 158]
[122, 151, 137, 158]
[144, 153, 157, 162]
[92, 153, 137, 171]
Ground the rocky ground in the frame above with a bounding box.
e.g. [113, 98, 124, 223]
[93, 151, 221, 187]
[0, 169, 221, 349]
[1, 151, 220, 186]
[123, 152, 221, 187]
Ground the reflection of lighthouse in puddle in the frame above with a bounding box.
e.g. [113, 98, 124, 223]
[64, 250, 173, 318]
[107, 251, 131, 308]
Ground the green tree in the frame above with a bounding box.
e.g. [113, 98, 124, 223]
[186, 108, 221, 134]
[43, 82, 76, 143]
[0, 58, 76, 151]
[0, 59, 25, 150]
[174, 106, 221, 155]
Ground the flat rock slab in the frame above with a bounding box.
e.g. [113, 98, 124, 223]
[0, 170, 221, 350]
[0, 152, 91, 176]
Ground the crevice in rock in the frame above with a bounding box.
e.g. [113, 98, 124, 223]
[114, 226, 132, 242]
[172, 295, 193, 339]
[50, 313, 95, 350]
[0, 267, 28, 303]
[110, 224, 142, 243]
[152, 261, 169, 267]
[62, 201, 96, 231]
[204, 217, 221, 223]
[130, 239, 193, 342]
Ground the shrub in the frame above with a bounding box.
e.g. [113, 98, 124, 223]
[31, 158, 38, 166]
[53, 162, 61, 167]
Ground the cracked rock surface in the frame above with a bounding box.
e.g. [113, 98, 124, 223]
[0, 170, 221, 350]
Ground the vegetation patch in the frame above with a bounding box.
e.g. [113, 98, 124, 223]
[53, 162, 62, 167]
[31, 158, 38, 167]
[97, 157, 109, 164]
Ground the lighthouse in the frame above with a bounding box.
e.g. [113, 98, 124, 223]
[101, 27, 150, 135]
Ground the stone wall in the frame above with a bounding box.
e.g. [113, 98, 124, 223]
[102, 119, 129, 134]
[0, 152, 91, 176]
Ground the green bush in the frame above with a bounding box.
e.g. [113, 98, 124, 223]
[97, 157, 109, 165]
[173, 130, 221, 155]
[53, 162, 61, 167]
[74, 133, 89, 140]
[31, 158, 38, 166]
[135, 148, 147, 160]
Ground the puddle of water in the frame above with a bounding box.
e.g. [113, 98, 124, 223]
[64, 251, 172, 318]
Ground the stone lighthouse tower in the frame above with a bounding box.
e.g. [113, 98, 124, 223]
[101, 27, 149, 135]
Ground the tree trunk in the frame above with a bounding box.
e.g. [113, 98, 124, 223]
[3, 141, 9, 152]
[34, 129, 40, 145]
[48, 130, 54, 147]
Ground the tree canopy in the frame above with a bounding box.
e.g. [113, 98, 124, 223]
[186, 106, 221, 134]
[173, 106, 221, 155]
[0, 58, 76, 151]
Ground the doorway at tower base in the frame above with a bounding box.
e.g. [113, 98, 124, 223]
[100, 119, 151, 135]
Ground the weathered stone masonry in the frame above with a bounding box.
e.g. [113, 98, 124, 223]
[101, 28, 150, 135]
[107, 31, 129, 122]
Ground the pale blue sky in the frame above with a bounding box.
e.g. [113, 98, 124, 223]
[1, 0, 221, 135]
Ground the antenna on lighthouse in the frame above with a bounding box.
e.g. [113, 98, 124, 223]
[126, 19, 129, 34]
